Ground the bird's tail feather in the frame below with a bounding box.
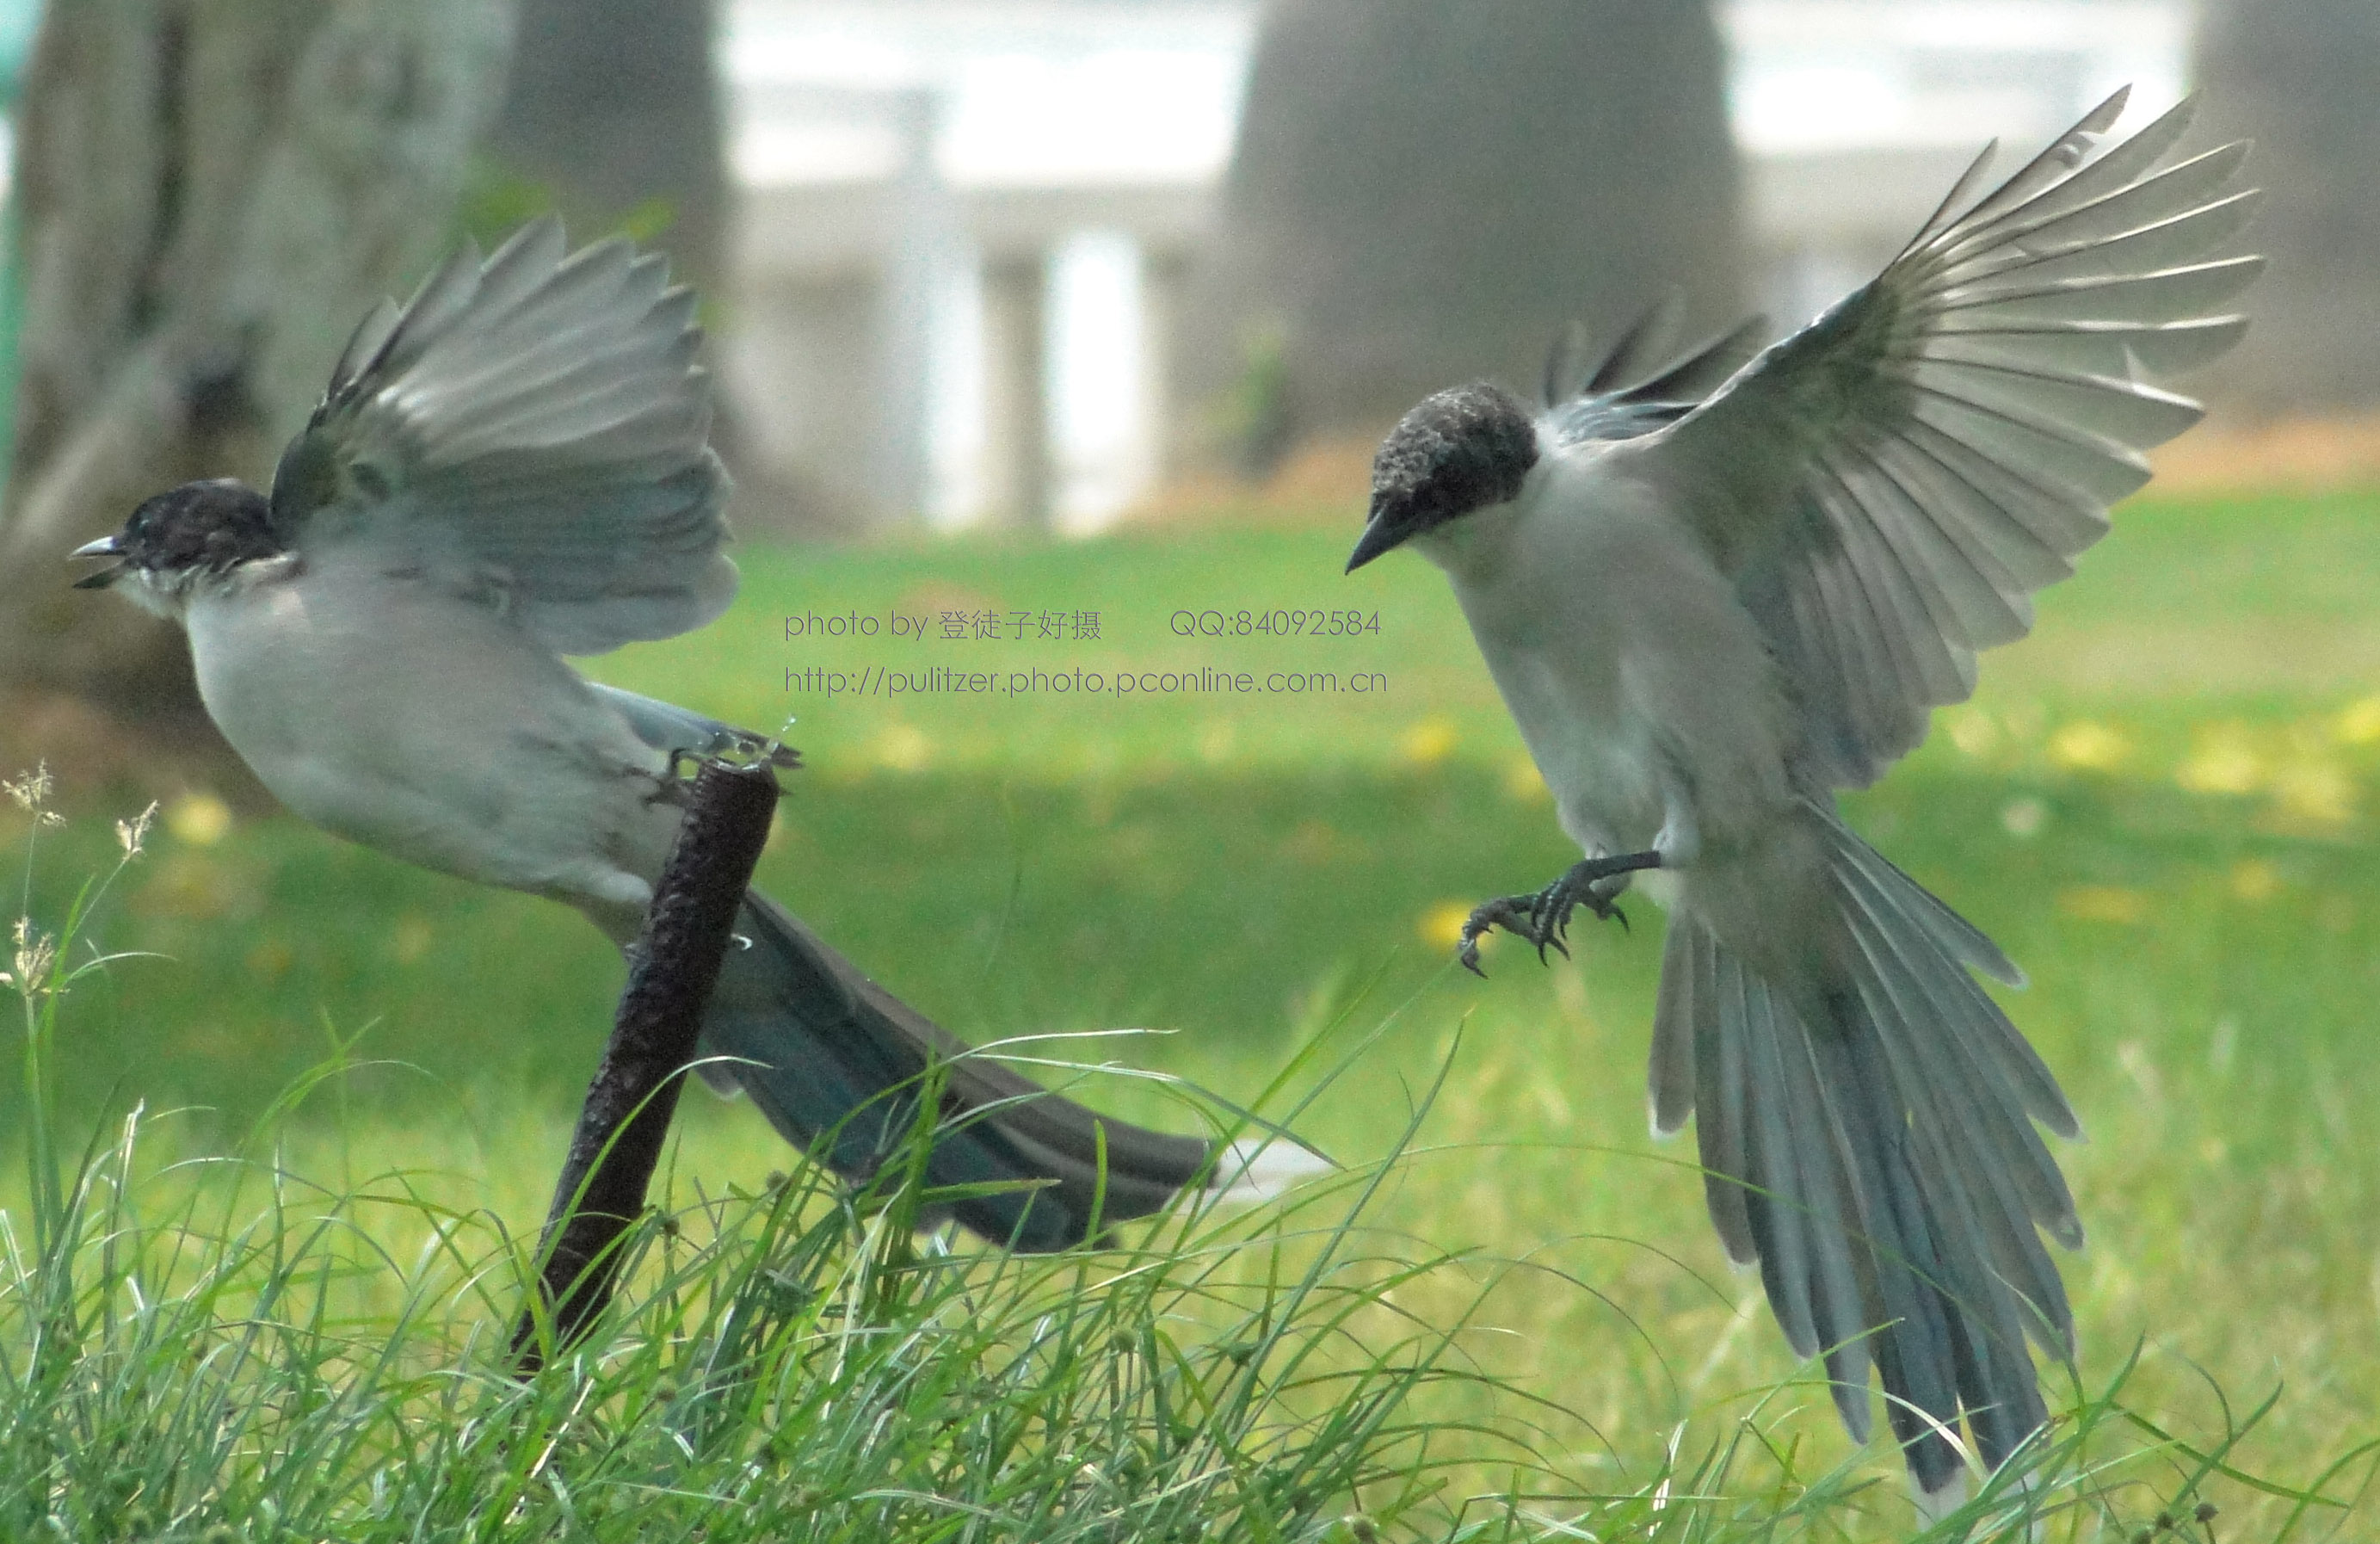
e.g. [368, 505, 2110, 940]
[1648, 811, 2079, 1492]
[696, 892, 1315, 1251]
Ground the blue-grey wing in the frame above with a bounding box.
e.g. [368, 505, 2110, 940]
[1623, 90, 2259, 787]
[268, 217, 736, 657]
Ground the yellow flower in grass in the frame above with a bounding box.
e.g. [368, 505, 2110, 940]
[165, 791, 233, 847]
[2271, 757, 2355, 827]
[2057, 885, 2146, 924]
[872, 723, 931, 773]
[1398, 717, 1458, 767]
[2047, 720, 2129, 773]
[1418, 899, 1476, 949]
[2176, 723, 2263, 796]
[2336, 695, 2380, 746]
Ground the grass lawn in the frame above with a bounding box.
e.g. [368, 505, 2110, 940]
[5, 485, 2379, 1538]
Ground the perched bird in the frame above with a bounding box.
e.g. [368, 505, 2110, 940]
[1345, 90, 2257, 1509]
[74, 217, 1303, 1251]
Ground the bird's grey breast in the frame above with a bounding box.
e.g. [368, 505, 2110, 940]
[1436, 456, 1678, 852]
[182, 557, 675, 902]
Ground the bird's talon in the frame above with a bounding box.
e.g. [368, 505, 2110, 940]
[1457, 893, 1542, 974]
[1470, 854, 1656, 967]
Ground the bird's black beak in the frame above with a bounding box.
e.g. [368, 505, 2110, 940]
[70, 534, 125, 589]
[1344, 511, 1404, 573]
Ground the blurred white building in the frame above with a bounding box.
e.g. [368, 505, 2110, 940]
[721, 0, 2192, 531]
[724, 1, 1245, 532]
[1729, 3, 2190, 325]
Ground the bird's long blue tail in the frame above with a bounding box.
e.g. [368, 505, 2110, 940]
[695, 892, 1307, 1251]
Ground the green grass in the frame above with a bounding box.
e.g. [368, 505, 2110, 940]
[6, 486, 2380, 1537]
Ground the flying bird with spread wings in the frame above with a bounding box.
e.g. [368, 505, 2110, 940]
[74, 217, 1310, 1252]
[1344, 90, 2259, 1510]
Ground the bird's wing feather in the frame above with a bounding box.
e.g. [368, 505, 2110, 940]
[1544, 299, 1769, 447]
[267, 216, 735, 657]
[1623, 90, 2259, 787]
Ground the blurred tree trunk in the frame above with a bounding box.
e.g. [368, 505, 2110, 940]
[0, 1, 515, 729]
[1185, 0, 1743, 466]
[484, 0, 727, 298]
[2192, 0, 2380, 417]
[480, 0, 819, 534]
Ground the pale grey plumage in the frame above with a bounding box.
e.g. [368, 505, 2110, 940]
[1351, 90, 2257, 1506]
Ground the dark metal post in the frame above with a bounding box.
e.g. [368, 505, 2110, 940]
[512, 757, 780, 1371]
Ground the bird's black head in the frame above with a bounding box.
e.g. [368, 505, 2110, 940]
[1346, 382, 1538, 572]
[71, 479, 280, 596]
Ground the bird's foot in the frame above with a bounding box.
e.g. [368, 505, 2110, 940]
[1526, 859, 1633, 953]
[646, 735, 801, 806]
[1458, 893, 1542, 976]
[1457, 850, 1665, 975]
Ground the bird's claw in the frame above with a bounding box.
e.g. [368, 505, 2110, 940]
[1456, 854, 1654, 973]
[1457, 895, 1536, 977]
[650, 737, 801, 804]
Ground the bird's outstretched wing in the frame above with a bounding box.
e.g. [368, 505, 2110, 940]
[1625, 90, 2259, 788]
[266, 216, 735, 656]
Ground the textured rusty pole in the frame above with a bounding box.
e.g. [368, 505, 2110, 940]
[513, 757, 780, 1371]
